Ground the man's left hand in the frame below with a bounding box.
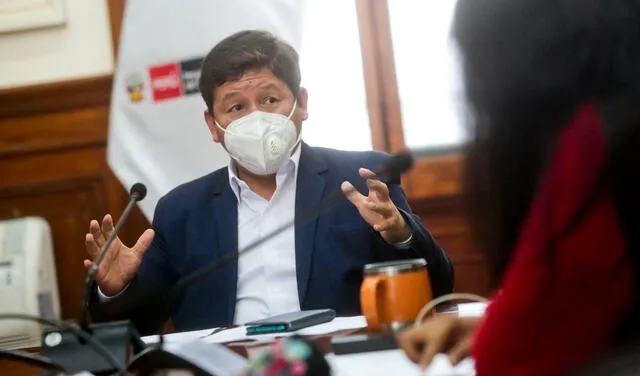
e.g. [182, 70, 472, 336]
[341, 168, 412, 244]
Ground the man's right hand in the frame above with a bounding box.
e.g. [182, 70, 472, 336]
[84, 214, 155, 296]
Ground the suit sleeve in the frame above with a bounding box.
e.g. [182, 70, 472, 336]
[88, 197, 179, 335]
[372, 183, 455, 297]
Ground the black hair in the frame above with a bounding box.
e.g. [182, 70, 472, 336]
[199, 30, 301, 114]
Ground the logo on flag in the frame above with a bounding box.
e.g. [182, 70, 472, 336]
[125, 73, 145, 102]
[149, 62, 184, 102]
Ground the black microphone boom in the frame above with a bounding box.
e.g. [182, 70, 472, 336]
[164, 152, 414, 315]
[89, 182, 147, 274]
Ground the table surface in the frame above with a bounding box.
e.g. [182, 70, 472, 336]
[0, 304, 483, 375]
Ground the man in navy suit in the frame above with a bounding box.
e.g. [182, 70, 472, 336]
[85, 30, 453, 335]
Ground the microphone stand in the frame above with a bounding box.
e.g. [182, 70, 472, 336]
[0, 313, 125, 374]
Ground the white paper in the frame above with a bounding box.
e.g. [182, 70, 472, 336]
[163, 340, 248, 376]
[203, 316, 367, 344]
[326, 350, 475, 376]
[297, 316, 367, 335]
[142, 327, 213, 345]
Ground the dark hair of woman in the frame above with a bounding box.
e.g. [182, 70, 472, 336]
[454, 0, 640, 327]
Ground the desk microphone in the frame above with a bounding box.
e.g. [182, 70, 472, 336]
[40, 183, 148, 375]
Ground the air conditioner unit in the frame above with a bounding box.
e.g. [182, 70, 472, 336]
[0, 217, 61, 350]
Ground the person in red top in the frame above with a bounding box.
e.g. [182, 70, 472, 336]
[398, 0, 640, 375]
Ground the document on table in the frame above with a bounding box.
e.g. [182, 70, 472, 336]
[142, 316, 368, 345]
[326, 350, 475, 376]
[161, 340, 248, 376]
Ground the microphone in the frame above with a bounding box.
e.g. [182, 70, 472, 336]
[161, 152, 415, 324]
[40, 183, 148, 375]
[378, 151, 413, 183]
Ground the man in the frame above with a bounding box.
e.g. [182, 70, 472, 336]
[85, 30, 453, 335]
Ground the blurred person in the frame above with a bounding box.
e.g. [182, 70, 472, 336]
[84, 30, 453, 334]
[398, 0, 640, 374]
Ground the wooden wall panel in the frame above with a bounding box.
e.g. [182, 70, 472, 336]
[0, 76, 150, 321]
[0, 107, 108, 157]
[354, 0, 489, 296]
[0, 178, 106, 318]
[409, 197, 492, 297]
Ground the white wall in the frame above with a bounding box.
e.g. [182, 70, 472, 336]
[0, 0, 114, 89]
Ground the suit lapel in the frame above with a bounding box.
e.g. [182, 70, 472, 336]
[211, 169, 239, 323]
[295, 143, 328, 303]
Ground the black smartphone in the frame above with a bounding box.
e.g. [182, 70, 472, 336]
[331, 333, 398, 355]
[245, 309, 336, 335]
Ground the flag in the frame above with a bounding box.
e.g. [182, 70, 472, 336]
[108, 0, 306, 219]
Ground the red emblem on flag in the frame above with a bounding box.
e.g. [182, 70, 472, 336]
[149, 62, 183, 102]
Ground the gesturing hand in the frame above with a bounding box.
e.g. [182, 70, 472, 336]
[83, 214, 155, 296]
[341, 168, 412, 244]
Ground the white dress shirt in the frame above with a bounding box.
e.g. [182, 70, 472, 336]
[230, 145, 302, 324]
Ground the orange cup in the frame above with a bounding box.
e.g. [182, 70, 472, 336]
[360, 259, 432, 332]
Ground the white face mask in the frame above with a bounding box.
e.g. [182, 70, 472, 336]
[215, 100, 300, 175]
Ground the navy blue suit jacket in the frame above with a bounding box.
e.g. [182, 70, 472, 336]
[91, 144, 453, 334]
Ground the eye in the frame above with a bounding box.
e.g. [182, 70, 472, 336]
[263, 96, 280, 104]
[227, 104, 243, 113]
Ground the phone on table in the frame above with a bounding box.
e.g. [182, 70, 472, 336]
[245, 309, 336, 335]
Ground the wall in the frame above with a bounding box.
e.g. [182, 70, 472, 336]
[0, 0, 145, 322]
[0, 76, 150, 320]
[0, 0, 114, 89]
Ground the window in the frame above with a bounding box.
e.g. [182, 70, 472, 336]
[298, 0, 373, 151]
[388, 0, 466, 151]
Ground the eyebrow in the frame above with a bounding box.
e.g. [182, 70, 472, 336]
[220, 91, 241, 104]
[259, 83, 286, 93]
[219, 82, 287, 104]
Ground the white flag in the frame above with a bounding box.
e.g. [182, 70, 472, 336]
[108, 0, 307, 219]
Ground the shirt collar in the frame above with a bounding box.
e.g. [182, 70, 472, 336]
[227, 143, 302, 201]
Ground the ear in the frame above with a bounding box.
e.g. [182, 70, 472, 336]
[204, 110, 222, 143]
[297, 87, 309, 121]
